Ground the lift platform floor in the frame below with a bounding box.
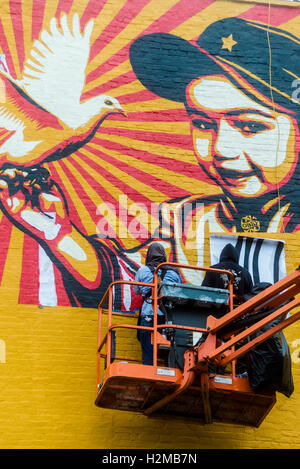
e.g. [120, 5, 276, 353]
[95, 362, 276, 427]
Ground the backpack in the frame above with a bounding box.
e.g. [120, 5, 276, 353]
[242, 283, 294, 397]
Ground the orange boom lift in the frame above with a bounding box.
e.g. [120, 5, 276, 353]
[95, 263, 300, 427]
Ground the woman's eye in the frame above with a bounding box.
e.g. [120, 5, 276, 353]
[105, 99, 113, 105]
[233, 120, 270, 135]
[192, 119, 214, 131]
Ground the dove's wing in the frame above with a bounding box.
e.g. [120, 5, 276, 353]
[19, 14, 94, 126]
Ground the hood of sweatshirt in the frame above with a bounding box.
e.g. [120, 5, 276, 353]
[219, 243, 239, 263]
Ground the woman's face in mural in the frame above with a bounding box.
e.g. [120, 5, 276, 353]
[186, 76, 298, 198]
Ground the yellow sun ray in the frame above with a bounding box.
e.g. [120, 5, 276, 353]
[95, 131, 198, 165]
[0, 226, 24, 302]
[104, 80, 148, 99]
[69, 153, 156, 238]
[68, 0, 90, 20]
[87, 0, 129, 46]
[124, 97, 184, 113]
[0, 0, 22, 78]
[62, 157, 135, 240]
[41, 0, 59, 37]
[171, 0, 253, 39]
[85, 0, 252, 94]
[21, 0, 33, 64]
[53, 160, 97, 236]
[88, 140, 213, 195]
[84, 60, 133, 94]
[102, 119, 190, 135]
[86, 0, 179, 75]
[78, 146, 163, 202]
[280, 15, 300, 38]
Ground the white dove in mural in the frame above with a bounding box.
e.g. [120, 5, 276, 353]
[0, 13, 124, 169]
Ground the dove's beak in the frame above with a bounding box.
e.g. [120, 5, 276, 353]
[117, 105, 127, 117]
[119, 109, 127, 118]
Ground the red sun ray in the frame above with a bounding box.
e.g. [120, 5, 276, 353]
[99, 125, 192, 151]
[82, 70, 137, 101]
[86, 0, 215, 89]
[47, 161, 88, 235]
[126, 108, 189, 122]
[92, 135, 202, 184]
[117, 89, 162, 106]
[77, 149, 159, 210]
[59, 157, 118, 236]
[55, 0, 73, 18]
[31, 0, 46, 42]
[9, 0, 25, 72]
[89, 0, 152, 63]
[85, 140, 194, 199]
[0, 216, 13, 285]
[80, 0, 109, 30]
[18, 234, 39, 305]
[71, 151, 154, 239]
[239, 3, 300, 26]
[0, 18, 17, 79]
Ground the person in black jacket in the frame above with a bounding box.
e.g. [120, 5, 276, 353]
[202, 243, 253, 299]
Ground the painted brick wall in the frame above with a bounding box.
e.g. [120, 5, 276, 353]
[0, 304, 299, 449]
[0, 0, 300, 450]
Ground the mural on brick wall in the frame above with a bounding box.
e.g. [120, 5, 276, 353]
[0, 0, 298, 308]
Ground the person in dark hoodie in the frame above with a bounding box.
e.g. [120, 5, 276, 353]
[202, 243, 253, 300]
[134, 242, 181, 365]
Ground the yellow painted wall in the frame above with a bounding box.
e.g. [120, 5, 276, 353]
[1, 238, 300, 449]
[0, 0, 299, 449]
[0, 301, 299, 449]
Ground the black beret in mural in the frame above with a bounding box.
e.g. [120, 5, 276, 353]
[129, 17, 300, 113]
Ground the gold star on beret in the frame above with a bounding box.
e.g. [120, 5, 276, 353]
[221, 34, 237, 52]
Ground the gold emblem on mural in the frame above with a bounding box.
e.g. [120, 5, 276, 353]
[221, 34, 237, 52]
[241, 215, 260, 232]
